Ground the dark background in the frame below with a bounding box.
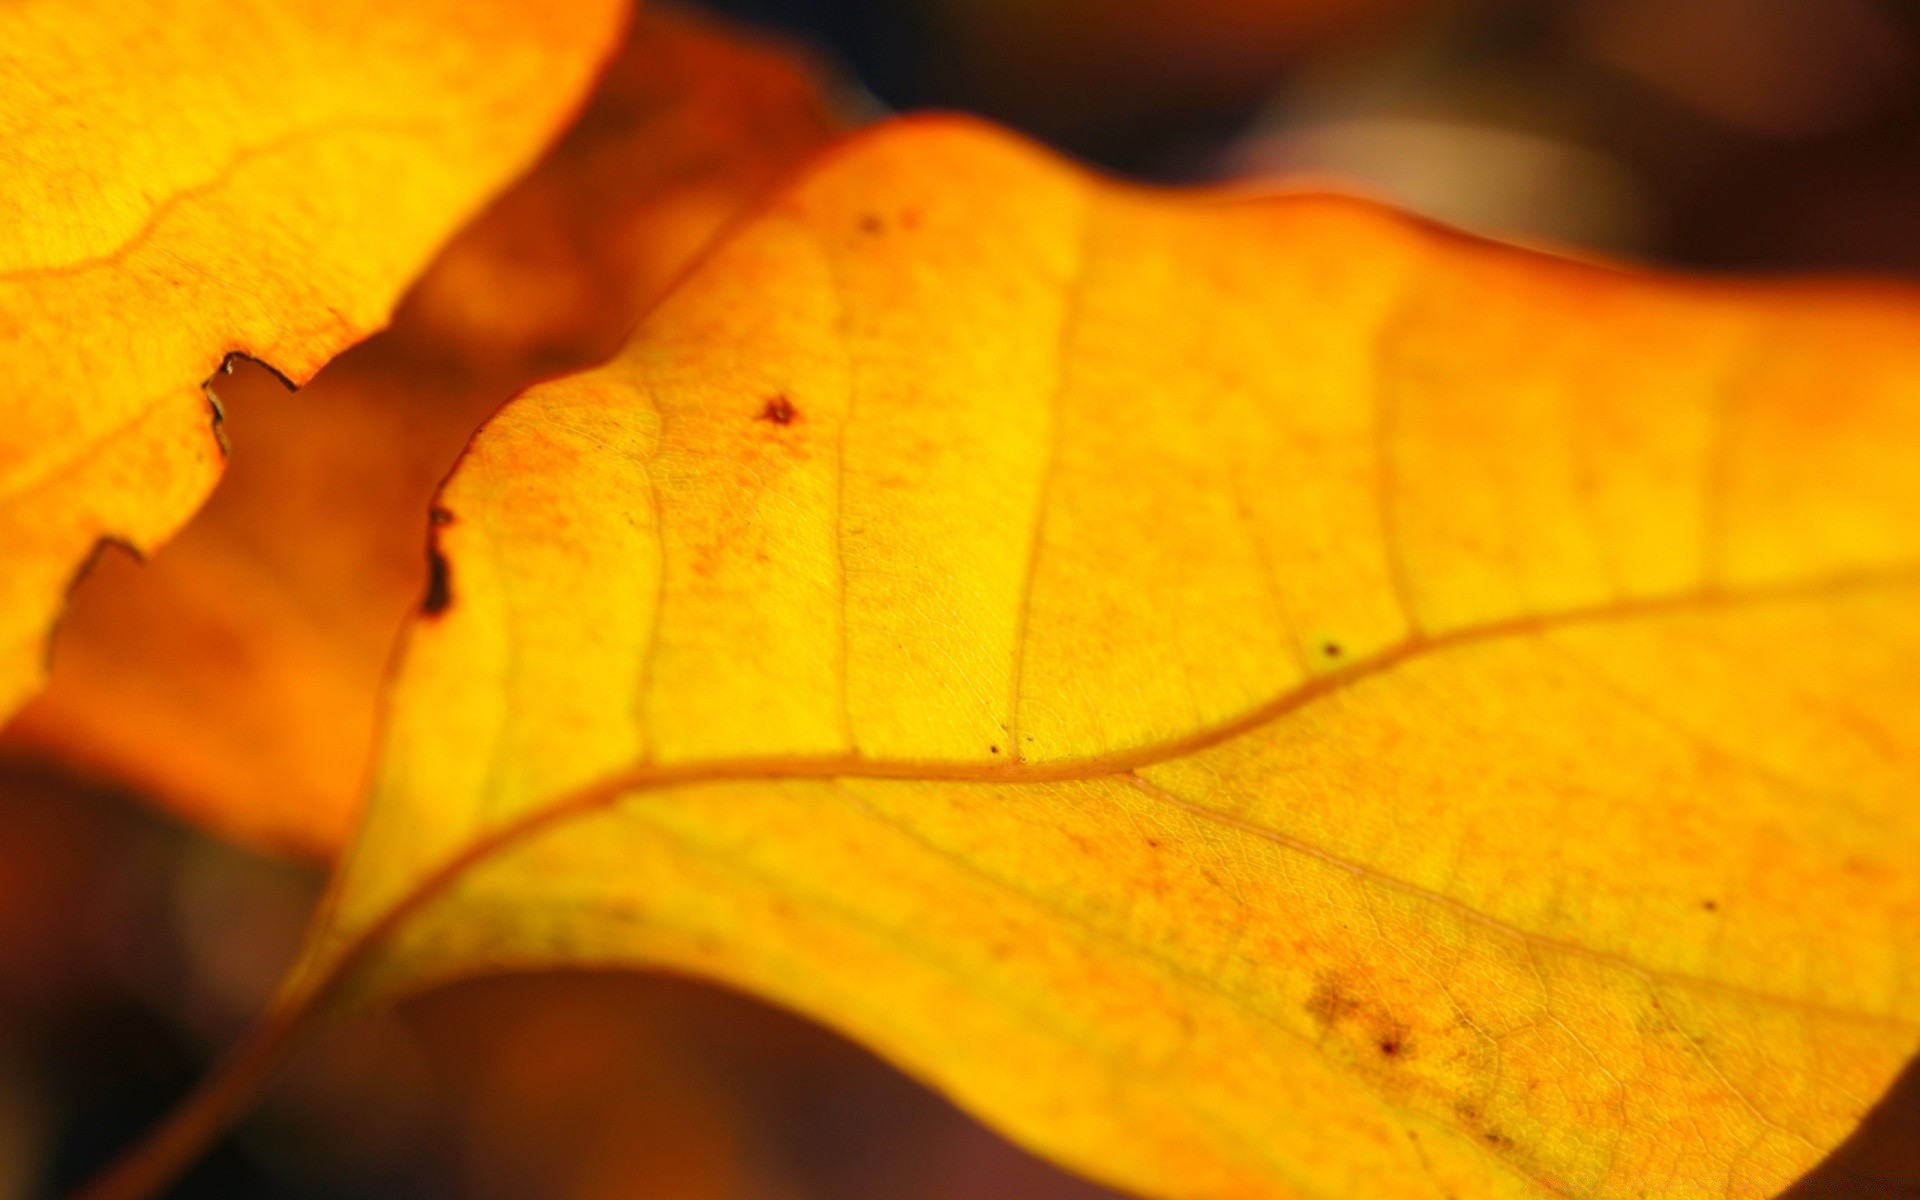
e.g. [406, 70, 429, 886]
[714, 0, 1920, 274]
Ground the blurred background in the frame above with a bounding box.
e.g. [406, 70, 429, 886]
[710, 0, 1920, 270]
[8, 0, 1920, 1197]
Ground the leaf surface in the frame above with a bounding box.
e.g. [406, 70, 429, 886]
[303, 118, 1920, 1199]
[0, 0, 626, 721]
[1, 6, 843, 855]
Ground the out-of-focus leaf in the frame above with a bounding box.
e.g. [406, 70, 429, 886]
[405, 973, 785, 1200]
[0, 0, 626, 723]
[225, 117, 1920, 1199]
[2, 7, 847, 858]
[404, 4, 851, 373]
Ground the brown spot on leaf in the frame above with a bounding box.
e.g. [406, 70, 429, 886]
[423, 545, 452, 616]
[758, 394, 796, 425]
[1308, 972, 1422, 1072]
[1306, 974, 1362, 1028]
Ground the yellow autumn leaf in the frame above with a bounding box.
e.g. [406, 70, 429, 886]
[113, 117, 1920, 1200]
[0, 0, 627, 722]
[2, 5, 845, 859]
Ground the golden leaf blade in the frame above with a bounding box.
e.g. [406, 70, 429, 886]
[253, 118, 1920, 1199]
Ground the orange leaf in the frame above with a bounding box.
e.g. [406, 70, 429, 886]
[404, 6, 850, 373]
[105, 118, 1920, 1199]
[0, 0, 626, 724]
[2, 7, 847, 858]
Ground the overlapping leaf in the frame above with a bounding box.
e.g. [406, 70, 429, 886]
[0, 0, 626, 721]
[227, 118, 1920, 1199]
[2, 6, 846, 856]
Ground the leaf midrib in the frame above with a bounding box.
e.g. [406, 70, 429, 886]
[320, 558, 1920, 1037]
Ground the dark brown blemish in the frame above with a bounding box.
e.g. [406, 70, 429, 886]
[1305, 975, 1362, 1029]
[1145, 837, 1163, 849]
[858, 213, 884, 235]
[201, 351, 294, 456]
[429, 505, 454, 527]
[1701, 899, 1719, 913]
[1452, 1100, 1516, 1151]
[1321, 641, 1343, 659]
[758, 394, 797, 425]
[989, 744, 1000, 754]
[423, 545, 452, 616]
[1309, 974, 1419, 1066]
[213, 349, 296, 391]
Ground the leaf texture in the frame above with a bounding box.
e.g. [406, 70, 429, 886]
[2, 6, 844, 857]
[300, 118, 1920, 1199]
[0, 0, 627, 721]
